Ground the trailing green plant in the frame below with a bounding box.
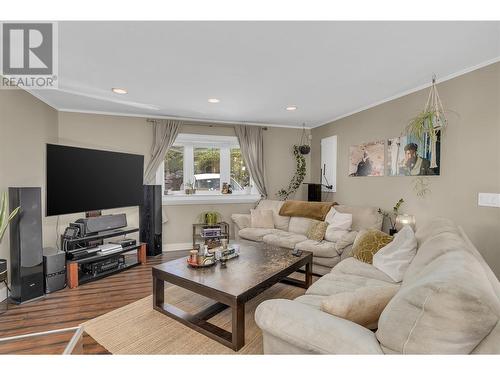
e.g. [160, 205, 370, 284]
[0, 192, 20, 243]
[378, 198, 404, 231]
[198, 211, 222, 226]
[277, 145, 307, 200]
[405, 76, 447, 169]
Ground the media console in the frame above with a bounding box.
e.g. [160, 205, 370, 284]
[64, 227, 146, 288]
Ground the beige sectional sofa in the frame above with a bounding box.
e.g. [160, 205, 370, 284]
[255, 218, 500, 354]
[231, 199, 382, 275]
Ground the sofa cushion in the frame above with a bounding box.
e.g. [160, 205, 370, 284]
[255, 200, 290, 231]
[250, 209, 274, 229]
[295, 239, 339, 258]
[376, 249, 499, 354]
[335, 205, 382, 231]
[312, 255, 342, 268]
[373, 225, 418, 282]
[306, 258, 397, 297]
[238, 227, 280, 242]
[306, 221, 328, 241]
[231, 213, 250, 230]
[288, 217, 314, 235]
[320, 285, 400, 329]
[262, 231, 308, 250]
[352, 229, 393, 264]
[294, 294, 324, 310]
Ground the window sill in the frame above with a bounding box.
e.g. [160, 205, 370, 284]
[162, 193, 261, 206]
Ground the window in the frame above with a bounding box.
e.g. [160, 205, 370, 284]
[158, 134, 258, 202]
[164, 146, 184, 191]
[194, 147, 220, 191]
[230, 148, 249, 191]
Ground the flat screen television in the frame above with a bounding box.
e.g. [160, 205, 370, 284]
[46, 144, 144, 216]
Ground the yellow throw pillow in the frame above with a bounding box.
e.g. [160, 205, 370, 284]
[306, 221, 328, 241]
[352, 229, 393, 264]
[320, 285, 400, 329]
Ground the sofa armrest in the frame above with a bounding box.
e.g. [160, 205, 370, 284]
[255, 299, 383, 354]
[231, 213, 251, 231]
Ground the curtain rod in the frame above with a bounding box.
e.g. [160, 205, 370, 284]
[146, 118, 268, 130]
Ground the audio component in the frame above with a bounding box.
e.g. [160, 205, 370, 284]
[43, 247, 66, 293]
[110, 238, 136, 248]
[98, 243, 123, 253]
[9, 187, 44, 304]
[75, 213, 127, 236]
[81, 255, 125, 276]
[140, 185, 162, 256]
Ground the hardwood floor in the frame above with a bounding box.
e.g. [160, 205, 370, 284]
[0, 251, 189, 354]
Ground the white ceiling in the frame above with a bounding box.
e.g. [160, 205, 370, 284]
[32, 21, 500, 128]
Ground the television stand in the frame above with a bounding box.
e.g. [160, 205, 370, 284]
[64, 227, 146, 288]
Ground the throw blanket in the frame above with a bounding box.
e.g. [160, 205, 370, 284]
[279, 200, 334, 221]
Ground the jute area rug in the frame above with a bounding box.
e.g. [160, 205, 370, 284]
[82, 281, 306, 354]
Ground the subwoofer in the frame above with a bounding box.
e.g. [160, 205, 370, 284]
[43, 247, 66, 293]
[9, 187, 44, 304]
[139, 185, 162, 256]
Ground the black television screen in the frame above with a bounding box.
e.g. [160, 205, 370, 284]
[46, 144, 144, 216]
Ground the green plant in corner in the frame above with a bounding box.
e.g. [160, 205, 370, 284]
[378, 198, 404, 233]
[277, 145, 306, 200]
[0, 192, 20, 243]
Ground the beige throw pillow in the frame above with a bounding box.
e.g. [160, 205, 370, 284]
[320, 285, 400, 329]
[250, 209, 274, 229]
[306, 221, 328, 241]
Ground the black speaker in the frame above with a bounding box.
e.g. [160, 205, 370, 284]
[9, 187, 44, 304]
[43, 248, 66, 294]
[139, 185, 162, 256]
[306, 183, 322, 202]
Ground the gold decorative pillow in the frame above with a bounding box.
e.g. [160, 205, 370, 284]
[352, 229, 393, 264]
[306, 221, 328, 241]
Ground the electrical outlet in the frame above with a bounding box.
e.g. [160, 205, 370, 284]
[478, 193, 500, 208]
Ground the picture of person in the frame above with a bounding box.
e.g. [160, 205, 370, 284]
[349, 140, 384, 177]
[387, 132, 440, 176]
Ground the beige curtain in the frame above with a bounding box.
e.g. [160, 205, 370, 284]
[144, 119, 181, 184]
[234, 125, 268, 198]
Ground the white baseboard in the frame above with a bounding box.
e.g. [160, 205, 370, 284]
[162, 242, 192, 252]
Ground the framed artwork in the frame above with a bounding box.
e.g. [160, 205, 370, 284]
[387, 131, 441, 176]
[348, 140, 385, 177]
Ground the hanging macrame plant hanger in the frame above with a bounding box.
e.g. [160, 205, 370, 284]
[406, 74, 447, 168]
[298, 123, 310, 155]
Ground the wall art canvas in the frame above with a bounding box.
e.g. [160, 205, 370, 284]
[348, 140, 385, 176]
[387, 131, 441, 176]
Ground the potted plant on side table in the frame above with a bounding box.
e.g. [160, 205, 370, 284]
[378, 198, 404, 236]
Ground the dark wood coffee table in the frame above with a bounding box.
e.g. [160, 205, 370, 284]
[152, 243, 312, 351]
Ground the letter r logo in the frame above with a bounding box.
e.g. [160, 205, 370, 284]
[2, 23, 53, 75]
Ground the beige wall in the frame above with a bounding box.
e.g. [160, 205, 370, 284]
[311, 62, 500, 276]
[54, 113, 311, 246]
[0, 89, 59, 298]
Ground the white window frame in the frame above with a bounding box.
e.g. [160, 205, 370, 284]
[157, 133, 260, 205]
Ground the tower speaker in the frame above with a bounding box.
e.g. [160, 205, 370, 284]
[9, 187, 44, 304]
[140, 185, 162, 256]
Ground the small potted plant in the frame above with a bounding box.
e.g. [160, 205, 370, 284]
[184, 181, 196, 195]
[378, 198, 404, 235]
[198, 211, 221, 226]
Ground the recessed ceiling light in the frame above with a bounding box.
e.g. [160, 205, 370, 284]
[286, 105, 297, 111]
[208, 98, 220, 103]
[112, 88, 128, 94]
